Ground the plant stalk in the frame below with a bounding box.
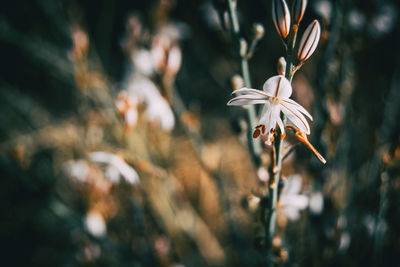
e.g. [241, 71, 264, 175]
[266, 25, 298, 266]
[226, 0, 262, 159]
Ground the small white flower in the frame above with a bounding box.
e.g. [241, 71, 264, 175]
[279, 175, 308, 221]
[89, 152, 140, 185]
[125, 74, 175, 131]
[227, 75, 312, 145]
[85, 210, 106, 237]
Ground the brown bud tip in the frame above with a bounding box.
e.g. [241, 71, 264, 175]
[297, 20, 321, 62]
[272, 0, 291, 39]
[291, 0, 307, 25]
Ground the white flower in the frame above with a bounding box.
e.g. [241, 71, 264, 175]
[125, 73, 175, 131]
[85, 210, 106, 237]
[89, 152, 140, 185]
[279, 175, 309, 221]
[227, 75, 312, 145]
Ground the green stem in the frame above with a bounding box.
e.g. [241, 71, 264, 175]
[266, 25, 298, 267]
[226, 0, 262, 159]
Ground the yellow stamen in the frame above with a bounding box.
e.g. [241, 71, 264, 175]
[295, 130, 326, 164]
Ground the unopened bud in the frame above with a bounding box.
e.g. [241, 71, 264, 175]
[253, 23, 265, 39]
[239, 38, 248, 57]
[279, 249, 289, 262]
[277, 57, 286, 75]
[231, 74, 244, 90]
[272, 236, 282, 252]
[272, 0, 291, 39]
[291, 0, 307, 25]
[297, 20, 321, 62]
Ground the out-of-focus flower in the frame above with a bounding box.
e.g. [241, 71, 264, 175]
[85, 210, 106, 237]
[71, 28, 89, 60]
[272, 0, 291, 39]
[132, 49, 156, 76]
[279, 175, 308, 221]
[116, 90, 139, 130]
[151, 39, 167, 72]
[125, 74, 175, 131]
[338, 232, 351, 253]
[313, 0, 332, 21]
[297, 20, 321, 62]
[121, 14, 143, 53]
[89, 151, 140, 185]
[369, 4, 397, 38]
[63, 159, 89, 183]
[309, 191, 324, 215]
[150, 23, 184, 80]
[202, 2, 226, 31]
[347, 9, 366, 32]
[227, 75, 312, 145]
[146, 98, 175, 130]
[257, 167, 269, 182]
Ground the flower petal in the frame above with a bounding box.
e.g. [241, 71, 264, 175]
[281, 98, 313, 120]
[269, 105, 281, 131]
[280, 102, 310, 134]
[258, 101, 272, 126]
[276, 115, 285, 135]
[262, 75, 292, 99]
[227, 95, 268, 106]
[232, 87, 270, 97]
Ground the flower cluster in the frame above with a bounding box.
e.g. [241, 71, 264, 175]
[227, 0, 325, 163]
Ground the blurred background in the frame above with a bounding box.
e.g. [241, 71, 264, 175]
[1, 0, 400, 266]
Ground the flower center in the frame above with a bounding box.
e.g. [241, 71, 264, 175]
[271, 97, 280, 104]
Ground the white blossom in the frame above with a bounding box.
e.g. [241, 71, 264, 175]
[125, 73, 175, 131]
[85, 211, 106, 237]
[89, 152, 140, 185]
[279, 175, 309, 221]
[227, 75, 312, 145]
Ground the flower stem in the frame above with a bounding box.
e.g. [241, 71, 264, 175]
[226, 0, 262, 159]
[266, 25, 298, 267]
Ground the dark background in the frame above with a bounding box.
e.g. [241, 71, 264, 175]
[1, 0, 400, 266]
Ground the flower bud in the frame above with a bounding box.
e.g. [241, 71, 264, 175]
[272, 0, 291, 38]
[231, 74, 244, 90]
[239, 38, 248, 57]
[277, 57, 286, 75]
[253, 23, 265, 39]
[291, 0, 307, 25]
[297, 20, 321, 62]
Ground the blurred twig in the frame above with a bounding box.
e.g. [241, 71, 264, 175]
[225, 0, 262, 160]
